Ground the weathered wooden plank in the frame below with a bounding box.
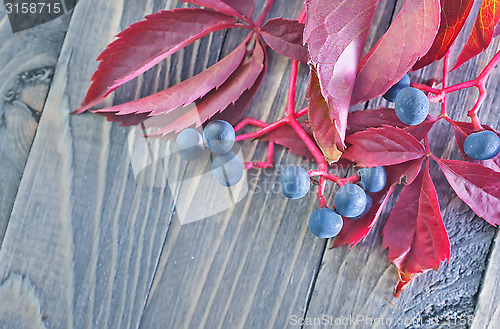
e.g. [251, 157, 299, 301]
[0, 0, 213, 328]
[303, 0, 500, 328]
[0, 10, 71, 245]
[137, 0, 331, 327]
[471, 231, 500, 329]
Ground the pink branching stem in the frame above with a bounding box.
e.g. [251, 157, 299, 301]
[296, 107, 308, 118]
[256, 0, 275, 26]
[308, 170, 360, 185]
[441, 50, 450, 116]
[235, 118, 288, 141]
[414, 50, 500, 128]
[297, 4, 307, 23]
[424, 135, 431, 153]
[234, 118, 268, 132]
[234, 107, 309, 140]
[285, 60, 299, 116]
[245, 142, 275, 169]
[411, 82, 441, 95]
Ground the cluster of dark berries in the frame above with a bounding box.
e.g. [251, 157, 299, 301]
[280, 166, 387, 238]
[385, 74, 500, 160]
[175, 120, 244, 186]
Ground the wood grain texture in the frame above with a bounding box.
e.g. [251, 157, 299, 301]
[138, 1, 330, 328]
[304, 0, 500, 328]
[0, 10, 70, 245]
[471, 231, 500, 329]
[0, 0, 193, 328]
[0, 0, 498, 328]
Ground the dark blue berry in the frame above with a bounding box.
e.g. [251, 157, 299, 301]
[358, 166, 387, 193]
[308, 208, 343, 238]
[395, 87, 429, 126]
[203, 120, 235, 154]
[211, 152, 244, 186]
[334, 183, 367, 218]
[383, 74, 410, 102]
[175, 128, 204, 161]
[352, 193, 373, 220]
[281, 166, 310, 199]
[464, 130, 500, 160]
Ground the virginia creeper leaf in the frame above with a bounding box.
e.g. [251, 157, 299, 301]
[346, 108, 405, 135]
[351, 0, 441, 105]
[449, 120, 500, 171]
[260, 18, 308, 62]
[260, 122, 316, 160]
[413, 0, 474, 70]
[346, 108, 438, 141]
[332, 158, 425, 248]
[95, 42, 247, 116]
[453, 0, 500, 69]
[343, 125, 426, 167]
[212, 40, 268, 125]
[307, 70, 343, 163]
[435, 158, 500, 226]
[304, 0, 379, 146]
[383, 162, 450, 297]
[100, 112, 151, 127]
[150, 41, 265, 135]
[76, 8, 239, 113]
[181, 0, 254, 20]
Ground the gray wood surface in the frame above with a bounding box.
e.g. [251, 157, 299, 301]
[0, 0, 498, 328]
[471, 231, 500, 329]
[0, 1, 185, 328]
[0, 9, 70, 245]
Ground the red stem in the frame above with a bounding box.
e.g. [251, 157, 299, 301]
[256, 0, 275, 26]
[441, 50, 450, 116]
[286, 60, 299, 116]
[235, 117, 288, 141]
[412, 50, 500, 130]
[245, 142, 275, 169]
[234, 118, 268, 132]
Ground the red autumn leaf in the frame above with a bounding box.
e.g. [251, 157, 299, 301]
[100, 112, 151, 127]
[332, 186, 396, 248]
[383, 162, 450, 297]
[346, 108, 405, 135]
[212, 41, 268, 125]
[413, 0, 474, 70]
[260, 122, 315, 160]
[343, 125, 426, 167]
[95, 42, 247, 117]
[346, 108, 438, 141]
[350, 0, 441, 105]
[304, 0, 379, 147]
[332, 158, 425, 248]
[147, 40, 265, 135]
[435, 158, 500, 226]
[260, 18, 308, 63]
[307, 70, 343, 163]
[181, 0, 254, 21]
[453, 0, 500, 69]
[449, 120, 500, 171]
[76, 8, 240, 113]
[403, 116, 439, 142]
